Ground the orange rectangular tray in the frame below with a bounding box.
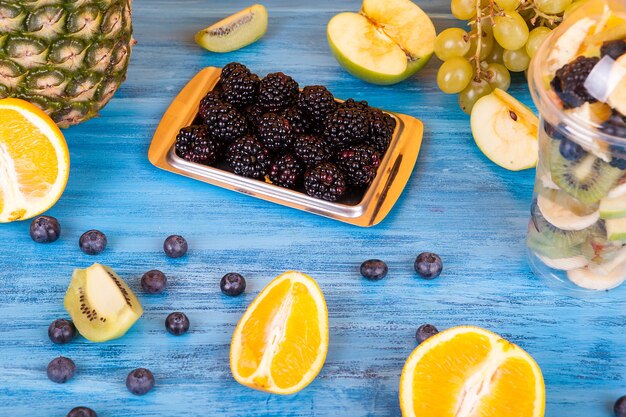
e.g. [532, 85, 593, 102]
[148, 67, 424, 227]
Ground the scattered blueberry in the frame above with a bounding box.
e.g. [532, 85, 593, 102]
[415, 324, 439, 344]
[615, 396, 626, 417]
[79, 230, 107, 255]
[48, 319, 76, 344]
[220, 273, 246, 296]
[559, 138, 585, 161]
[163, 235, 188, 258]
[29, 216, 61, 243]
[67, 407, 97, 417]
[414, 252, 443, 279]
[141, 270, 167, 294]
[165, 312, 190, 336]
[126, 368, 155, 395]
[360, 259, 388, 280]
[47, 356, 76, 384]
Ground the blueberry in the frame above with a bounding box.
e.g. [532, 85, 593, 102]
[67, 407, 97, 417]
[30, 216, 61, 243]
[615, 396, 626, 417]
[165, 312, 190, 336]
[360, 259, 388, 280]
[559, 138, 585, 161]
[141, 270, 167, 294]
[163, 235, 188, 258]
[79, 230, 107, 255]
[126, 368, 155, 395]
[543, 122, 566, 141]
[47, 356, 76, 383]
[415, 324, 439, 344]
[414, 252, 443, 279]
[48, 319, 76, 344]
[220, 273, 246, 296]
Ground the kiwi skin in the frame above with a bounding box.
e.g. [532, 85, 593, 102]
[64, 263, 143, 343]
[550, 139, 623, 205]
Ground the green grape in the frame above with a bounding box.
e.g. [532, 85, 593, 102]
[459, 79, 493, 114]
[495, 0, 521, 11]
[484, 63, 511, 91]
[526, 27, 552, 59]
[503, 47, 530, 72]
[437, 57, 473, 94]
[466, 30, 494, 61]
[493, 11, 530, 51]
[435, 28, 471, 61]
[487, 42, 505, 65]
[535, 0, 572, 14]
[451, 0, 476, 20]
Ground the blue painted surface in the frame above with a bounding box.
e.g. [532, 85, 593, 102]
[1, 1, 625, 416]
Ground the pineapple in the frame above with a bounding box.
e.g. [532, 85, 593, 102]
[0, 0, 133, 127]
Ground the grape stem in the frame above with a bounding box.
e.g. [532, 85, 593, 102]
[473, 0, 483, 80]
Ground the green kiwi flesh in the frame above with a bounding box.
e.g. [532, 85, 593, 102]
[549, 140, 623, 204]
[195, 4, 268, 53]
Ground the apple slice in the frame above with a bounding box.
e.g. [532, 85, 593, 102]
[606, 218, 626, 241]
[600, 193, 626, 219]
[327, 0, 435, 85]
[470, 89, 539, 171]
[195, 4, 268, 53]
[608, 55, 626, 117]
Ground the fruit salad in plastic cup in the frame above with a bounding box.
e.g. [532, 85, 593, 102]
[527, 0, 626, 291]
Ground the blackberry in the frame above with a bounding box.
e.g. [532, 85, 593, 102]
[335, 145, 381, 186]
[257, 112, 294, 152]
[203, 103, 247, 143]
[304, 163, 348, 201]
[175, 125, 221, 165]
[550, 56, 599, 109]
[220, 73, 260, 108]
[226, 136, 271, 179]
[258, 72, 299, 112]
[243, 104, 265, 130]
[292, 134, 331, 167]
[198, 91, 224, 119]
[324, 107, 370, 148]
[270, 154, 304, 189]
[339, 98, 369, 111]
[281, 106, 312, 134]
[221, 62, 251, 80]
[298, 85, 336, 124]
[366, 108, 395, 152]
[601, 40, 626, 60]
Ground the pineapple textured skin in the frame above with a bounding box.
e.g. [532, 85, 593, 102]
[0, 0, 133, 127]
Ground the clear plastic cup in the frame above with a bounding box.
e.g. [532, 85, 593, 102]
[527, 0, 626, 291]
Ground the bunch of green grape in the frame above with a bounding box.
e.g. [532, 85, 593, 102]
[435, 0, 588, 114]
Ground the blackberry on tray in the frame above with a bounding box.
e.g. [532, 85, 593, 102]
[221, 73, 260, 108]
[175, 125, 221, 165]
[270, 154, 304, 189]
[257, 72, 299, 112]
[226, 136, 271, 179]
[202, 103, 247, 143]
[335, 145, 382, 186]
[304, 162, 348, 201]
[298, 86, 337, 124]
[292, 134, 331, 168]
[221, 62, 251, 80]
[324, 107, 370, 148]
[256, 112, 294, 152]
[281, 106, 312, 135]
[366, 108, 395, 152]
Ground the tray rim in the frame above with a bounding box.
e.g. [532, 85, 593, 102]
[148, 67, 424, 227]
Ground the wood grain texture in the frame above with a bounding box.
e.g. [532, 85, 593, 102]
[1, 1, 625, 416]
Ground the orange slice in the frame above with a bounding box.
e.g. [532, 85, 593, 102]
[400, 326, 545, 417]
[0, 98, 69, 223]
[230, 271, 329, 395]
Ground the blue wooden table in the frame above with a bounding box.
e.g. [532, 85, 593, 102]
[1, 1, 625, 416]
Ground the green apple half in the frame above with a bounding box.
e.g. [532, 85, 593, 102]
[327, 0, 436, 85]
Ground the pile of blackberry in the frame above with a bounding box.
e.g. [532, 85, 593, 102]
[175, 63, 396, 202]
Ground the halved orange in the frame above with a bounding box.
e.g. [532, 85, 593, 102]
[230, 271, 329, 395]
[400, 326, 545, 417]
[0, 98, 69, 223]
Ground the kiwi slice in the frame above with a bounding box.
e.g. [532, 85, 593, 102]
[531, 202, 591, 248]
[195, 4, 268, 53]
[549, 139, 623, 204]
[527, 228, 582, 259]
[64, 263, 143, 342]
